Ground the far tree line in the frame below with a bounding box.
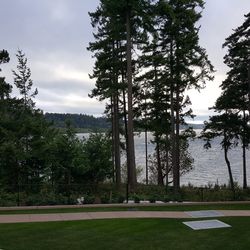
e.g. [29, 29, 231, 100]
[45, 113, 204, 131]
[44, 113, 110, 131]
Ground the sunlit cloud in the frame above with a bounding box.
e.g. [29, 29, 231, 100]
[36, 96, 104, 115]
[53, 65, 93, 83]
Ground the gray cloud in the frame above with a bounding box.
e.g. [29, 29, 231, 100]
[1, 0, 250, 120]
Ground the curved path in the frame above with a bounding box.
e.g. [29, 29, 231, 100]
[0, 210, 250, 223]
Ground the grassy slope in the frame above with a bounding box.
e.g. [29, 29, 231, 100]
[1, 203, 250, 214]
[0, 217, 249, 250]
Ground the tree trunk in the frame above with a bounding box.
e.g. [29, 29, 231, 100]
[156, 135, 164, 186]
[170, 82, 176, 191]
[165, 144, 169, 188]
[169, 41, 177, 193]
[145, 128, 148, 185]
[248, 60, 250, 119]
[113, 92, 121, 188]
[119, 40, 129, 185]
[112, 41, 121, 188]
[122, 88, 129, 181]
[174, 82, 180, 191]
[242, 110, 247, 189]
[223, 135, 234, 191]
[126, 6, 136, 191]
[111, 96, 115, 183]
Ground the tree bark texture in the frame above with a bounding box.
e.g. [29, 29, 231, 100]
[242, 110, 247, 189]
[113, 92, 121, 188]
[223, 133, 235, 192]
[156, 135, 164, 186]
[126, 6, 137, 191]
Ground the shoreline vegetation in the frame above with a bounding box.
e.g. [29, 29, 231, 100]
[1, 182, 250, 207]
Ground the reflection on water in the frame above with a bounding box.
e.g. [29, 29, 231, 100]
[77, 131, 250, 187]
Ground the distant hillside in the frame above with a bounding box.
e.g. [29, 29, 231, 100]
[44, 113, 110, 131]
[44, 113, 204, 132]
[184, 123, 204, 130]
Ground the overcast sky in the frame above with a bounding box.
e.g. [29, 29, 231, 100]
[0, 0, 250, 122]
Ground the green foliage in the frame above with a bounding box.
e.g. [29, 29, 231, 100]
[12, 49, 38, 108]
[131, 194, 141, 203]
[83, 195, 95, 204]
[44, 113, 110, 130]
[148, 136, 194, 185]
[81, 133, 113, 186]
[0, 189, 17, 206]
[201, 12, 250, 190]
[0, 50, 56, 193]
[0, 51, 113, 201]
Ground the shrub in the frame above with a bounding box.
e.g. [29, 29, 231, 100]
[117, 195, 125, 203]
[0, 190, 17, 206]
[84, 195, 95, 204]
[132, 194, 140, 203]
[100, 194, 110, 204]
[149, 196, 156, 203]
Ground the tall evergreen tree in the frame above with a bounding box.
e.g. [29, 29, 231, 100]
[201, 112, 243, 192]
[201, 13, 250, 191]
[9, 50, 53, 193]
[88, 0, 124, 188]
[154, 0, 214, 192]
[89, 0, 152, 191]
[220, 12, 250, 189]
[13, 50, 38, 109]
[0, 50, 22, 191]
[135, 0, 213, 190]
[0, 50, 13, 188]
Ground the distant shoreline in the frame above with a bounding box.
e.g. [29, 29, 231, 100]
[45, 112, 204, 133]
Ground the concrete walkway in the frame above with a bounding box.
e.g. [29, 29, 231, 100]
[0, 210, 250, 224]
[1, 200, 250, 211]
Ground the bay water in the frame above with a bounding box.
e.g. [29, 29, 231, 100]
[78, 130, 250, 187]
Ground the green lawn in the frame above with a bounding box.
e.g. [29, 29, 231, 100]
[0, 203, 250, 214]
[0, 217, 249, 250]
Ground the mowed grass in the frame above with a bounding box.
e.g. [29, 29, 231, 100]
[1, 203, 250, 214]
[0, 217, 249, 250]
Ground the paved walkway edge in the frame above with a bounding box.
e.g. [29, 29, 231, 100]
[1, 201, 250, 211]
[0, 210, 250, 224]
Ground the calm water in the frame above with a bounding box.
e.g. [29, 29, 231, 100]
[78, 131, 250, 187]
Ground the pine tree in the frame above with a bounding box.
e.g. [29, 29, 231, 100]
[155, 0, 214, 192]
[203, 12, 250, 190]
[220, 12, 250, 189]
[135, 0, 213, 190]
[10, 50, 53, 193]
[88, 0, 125, 188]
[89, 0, 152, 191]
[201, 113, 242, 192]
[13, 50, 38, 109]
[0, 50, 21, 191]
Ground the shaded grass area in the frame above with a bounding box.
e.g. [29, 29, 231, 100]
[0, 217, 249, 250]
[0, 203, 250, 214]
